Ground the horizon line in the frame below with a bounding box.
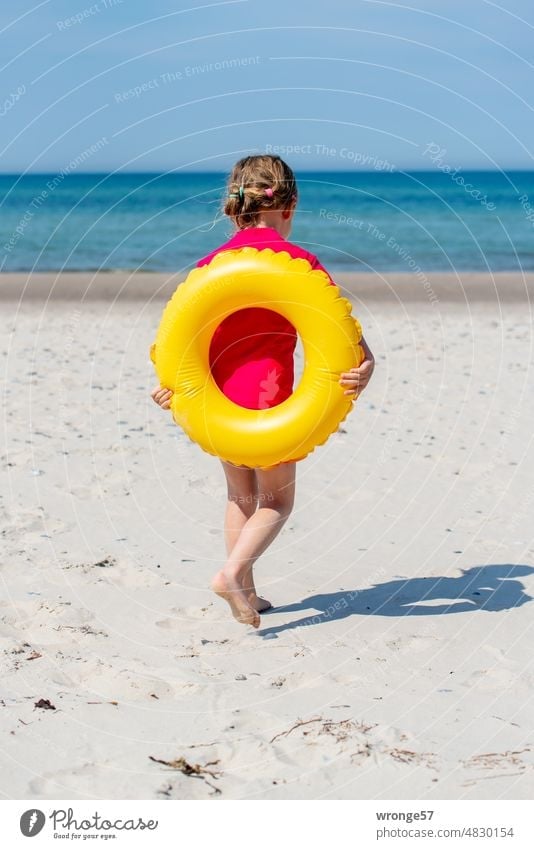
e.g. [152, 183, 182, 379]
[1, 167, 534, 177]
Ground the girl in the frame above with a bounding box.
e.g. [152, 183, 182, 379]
[151, 155, 375, 628]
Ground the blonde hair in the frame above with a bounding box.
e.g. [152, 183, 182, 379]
[223, 154, 297, 229]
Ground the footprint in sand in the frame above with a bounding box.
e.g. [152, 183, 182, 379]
[63, 556, 161, 589]
[28, 764, 104, 800]
[155, 607, 187, 630]
[155, 617, 182, 630]
[70, 661, 175, 701]
[108, 559, 162, 589]
[2, 511, 70, 540]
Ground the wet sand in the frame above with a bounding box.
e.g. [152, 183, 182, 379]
[1, 270, 534, 305]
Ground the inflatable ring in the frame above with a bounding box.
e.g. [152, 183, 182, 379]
[150, 247, 364, 468]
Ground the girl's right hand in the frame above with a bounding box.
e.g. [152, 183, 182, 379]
[151, 385, 173, 410]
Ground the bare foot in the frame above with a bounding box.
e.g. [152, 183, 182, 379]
[247, 593, 273, 612]
[211, 571, 261, 628]
[242, 571, 272, 612]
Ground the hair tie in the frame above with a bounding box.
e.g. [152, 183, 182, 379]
[228, 185, 245, 201]
[264, 187, 274, 198]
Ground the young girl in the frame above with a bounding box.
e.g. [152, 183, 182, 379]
[151, 155, 375, 628]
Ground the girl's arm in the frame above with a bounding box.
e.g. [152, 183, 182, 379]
[339, 334, 375, 397]
[308, 258, 375, 397]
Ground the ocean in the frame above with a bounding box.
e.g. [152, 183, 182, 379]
[1, 170, 533, 273]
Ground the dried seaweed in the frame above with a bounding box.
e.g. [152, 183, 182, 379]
[149, 755, 221, 795]
[269, 717, 325, 743]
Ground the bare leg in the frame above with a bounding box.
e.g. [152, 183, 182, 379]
[219, 461, 271, 612]
[221, 461, 257, 553]
[211, 462, 296, 627]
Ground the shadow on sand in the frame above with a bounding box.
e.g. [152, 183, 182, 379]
[258, 563, 534, 638]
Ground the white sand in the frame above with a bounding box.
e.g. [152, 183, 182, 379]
[2, 277, 534, 800]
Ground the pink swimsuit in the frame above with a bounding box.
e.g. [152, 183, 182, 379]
[197, 226, 333, 410]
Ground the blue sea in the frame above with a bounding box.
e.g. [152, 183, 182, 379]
[1, 171, 534, 273]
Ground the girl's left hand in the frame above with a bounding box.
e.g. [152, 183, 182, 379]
[151, 385, 173, 409]
[339, 357, 375, 397]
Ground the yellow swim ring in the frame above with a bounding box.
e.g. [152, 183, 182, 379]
[150, 247, 364, 468]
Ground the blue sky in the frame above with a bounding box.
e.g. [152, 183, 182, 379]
[1, 0, 533, 172]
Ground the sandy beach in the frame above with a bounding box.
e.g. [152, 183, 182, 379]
[2, 271, 534, 800]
